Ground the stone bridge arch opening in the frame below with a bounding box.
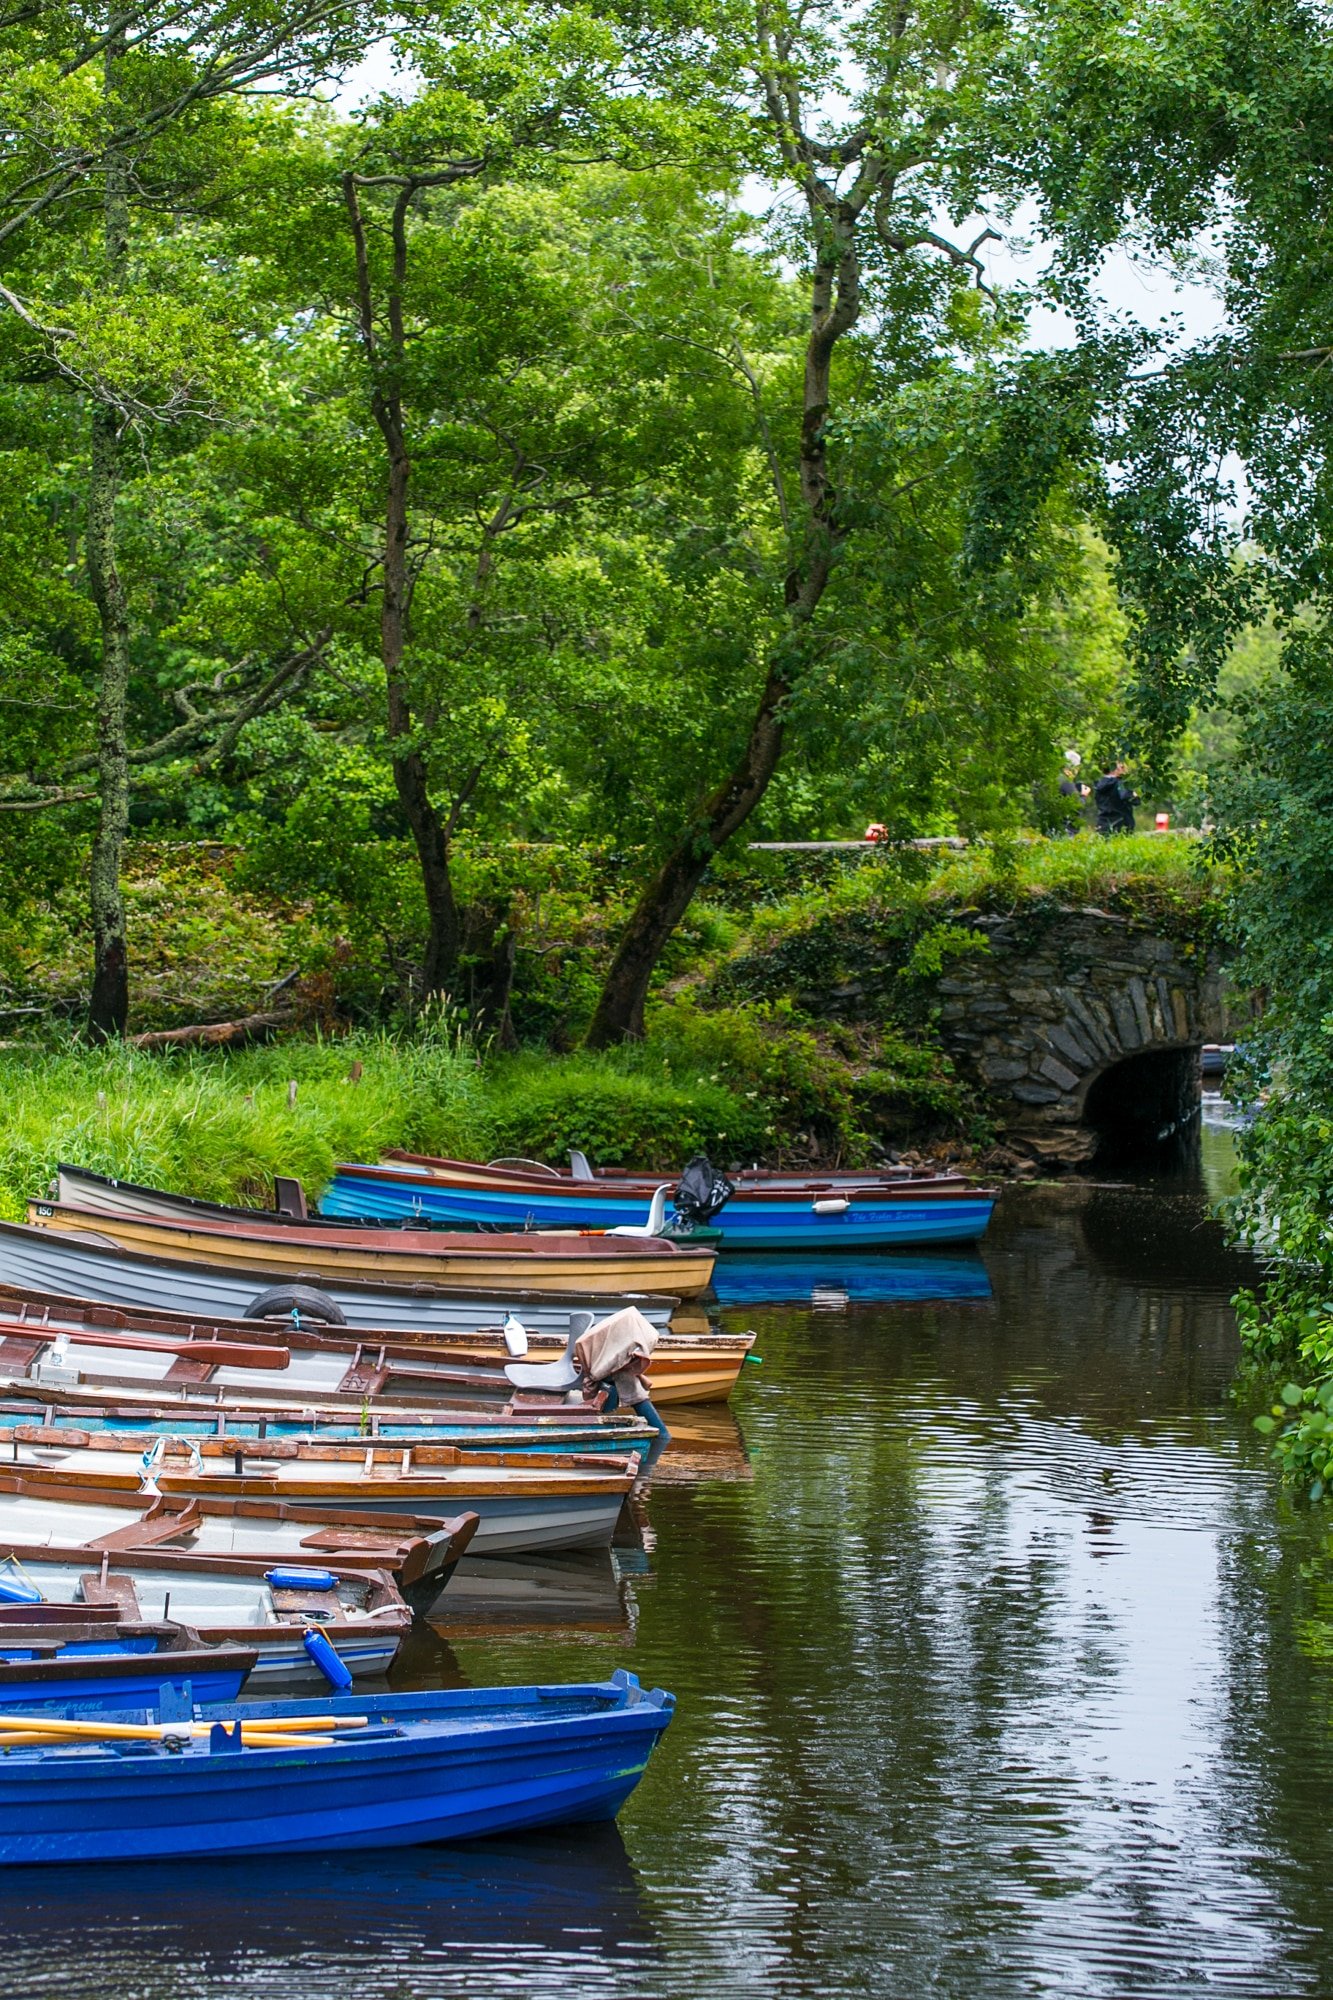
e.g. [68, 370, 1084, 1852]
[1080, 1045, 1202, 1168]
[933, 906, 1230, 1169]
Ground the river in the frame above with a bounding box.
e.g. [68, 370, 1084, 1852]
[8, 1114, 1333, 1999]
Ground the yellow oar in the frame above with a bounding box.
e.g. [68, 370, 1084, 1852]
[0, 1713, 367, 1744]
[0, 1727, 337, 1750]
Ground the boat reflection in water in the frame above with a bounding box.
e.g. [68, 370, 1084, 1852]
[709, 1250, 993, 1310]
[649, 1405, 752, 1485]
[0, 1824, 659, 1998]
[425, 1551, 637, 1641]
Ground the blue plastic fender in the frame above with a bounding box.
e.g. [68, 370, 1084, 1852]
[302, 1626, 353, 1691]
[264, 1567, 337, 1592]
[0, 1576, 43, 1605]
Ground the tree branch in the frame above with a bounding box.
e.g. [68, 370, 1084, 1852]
[874, 208, 999, 294]
[0, 787, 97, 811]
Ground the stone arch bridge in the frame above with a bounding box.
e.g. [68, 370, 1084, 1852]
[931, 907, 1230, 1167]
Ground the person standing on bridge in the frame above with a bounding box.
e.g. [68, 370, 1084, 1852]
[1094, 760, 1138, 836]
[1058, 751, 1089, 834]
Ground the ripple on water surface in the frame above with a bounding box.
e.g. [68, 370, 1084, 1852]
[4, 1179, 1333, 2000]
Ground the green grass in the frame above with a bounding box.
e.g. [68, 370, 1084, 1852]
[0, 833, 1227, 1207]
[0, 1029, 787, 1215]
[925, 830, 1224, 913]
[731, 830, 1224, 955]
[0, 1032, 494, 1221]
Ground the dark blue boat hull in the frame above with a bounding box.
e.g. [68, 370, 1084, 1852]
[323, 1171, 996, 1248]
[0, 1661, 250, 1710]
[0, 1672, 673, 1862]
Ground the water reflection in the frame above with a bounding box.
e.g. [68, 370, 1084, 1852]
[0, 1827, 659, 2000]
[711, 1251, 992, 1309]
[4, 1176, 1333, 1999]
[425, 1553, 636, 1641]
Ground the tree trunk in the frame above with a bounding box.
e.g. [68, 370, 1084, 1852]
[345, 171, 461, 1003]
[585, 223, 857, 1048]
[585, 663, 791, 1047]
[381, 427, 461, 997]
[465, 897, 519, 1050]
[85, 40, 131, 1044]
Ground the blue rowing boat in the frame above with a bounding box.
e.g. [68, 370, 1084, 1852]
[0, 1670, 673, 1860]
[322, 1157, 997, 1250]
[0, 1629, 252, 1710]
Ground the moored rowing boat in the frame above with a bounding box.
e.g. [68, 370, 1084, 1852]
[321, 1152, 997, 1248]
[0, 1620, 254, 1708]
[28, 1200, 716, 1296]
[0, 1532, 413, 1682]
[0, 1277, 755, 1406]
[0, 1219, 678, 1336]
[0, 1472, 476, 1608]
[0, 1669, 674, 1859]
[0, 1428, 639, 1556]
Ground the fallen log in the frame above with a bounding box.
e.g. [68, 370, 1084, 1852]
[130, 1007, 295, 1051]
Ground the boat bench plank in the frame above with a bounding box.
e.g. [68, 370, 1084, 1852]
[0, 1337, 44, 1373]
[268, 1589, 340, 1615]
[162, 1357, 218, 1384]
[88, 1506, 201, 1552]
[78, 1574, 142, 1616]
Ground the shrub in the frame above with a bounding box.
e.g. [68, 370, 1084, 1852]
[484, 1053, 769, 1170]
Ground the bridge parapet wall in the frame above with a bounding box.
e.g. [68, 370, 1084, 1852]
[934, 907, 1229, 1166]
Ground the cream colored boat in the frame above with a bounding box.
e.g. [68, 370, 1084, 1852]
[27, 1202, 715, 1297]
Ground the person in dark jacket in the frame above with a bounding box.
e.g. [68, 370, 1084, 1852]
[1058, 750, 1088, 834]
[1094, 761, 1137, 836]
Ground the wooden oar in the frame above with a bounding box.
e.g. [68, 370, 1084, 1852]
[0, 1713, 367, 1743]
[0, 1725, 336, 1749]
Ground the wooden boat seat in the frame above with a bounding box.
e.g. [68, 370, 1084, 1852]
[0, 1336, 45, 1374]
[78, 1573, 143, 1617]
[161, 1356, 218, 1384]
[299, 1526, 411, 1554]
[88, 1501, 201, 1551]
[268, 1586, 347, 1615]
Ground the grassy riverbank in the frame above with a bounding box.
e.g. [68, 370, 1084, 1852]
[0, 834, 1226, 1211]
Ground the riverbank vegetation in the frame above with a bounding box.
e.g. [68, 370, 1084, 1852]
[0, 831, 1225, 1207]
[2, 1, 1333, 1491]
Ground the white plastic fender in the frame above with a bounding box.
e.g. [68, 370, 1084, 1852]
[502, 1313, 529, 1357]
[811, 1197, 851, 1216]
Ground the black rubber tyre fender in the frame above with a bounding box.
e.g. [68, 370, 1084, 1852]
[242, 1283, 348, 1326]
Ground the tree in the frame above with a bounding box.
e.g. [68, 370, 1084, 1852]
[583, 0, 1044, 1044]
[0, 0, 381, 1035]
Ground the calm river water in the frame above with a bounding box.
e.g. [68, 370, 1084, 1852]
[8, 1120, 1333, 1999]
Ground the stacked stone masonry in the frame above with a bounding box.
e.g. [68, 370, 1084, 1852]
[932, 907, 1228, 1166]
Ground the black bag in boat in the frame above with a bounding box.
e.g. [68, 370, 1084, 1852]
[671, 1154, 735, 1230]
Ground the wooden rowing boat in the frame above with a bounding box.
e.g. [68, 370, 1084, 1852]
[0, 1541, 411, 1682]
[0, 1311, 654, 1452]
[0, 1385, 654, 1456]
[0, 1618, 255, 1707]
[27, 1201, 716, 1296]
[322, 1151, 998, 1248]
[0, 1670, 674, 1860]
[0, 1217, 679, 1335]
[0, 1280, 755, 1406]
[0, 1428, 639, 1556]
[0, 1471, 476, 1607]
